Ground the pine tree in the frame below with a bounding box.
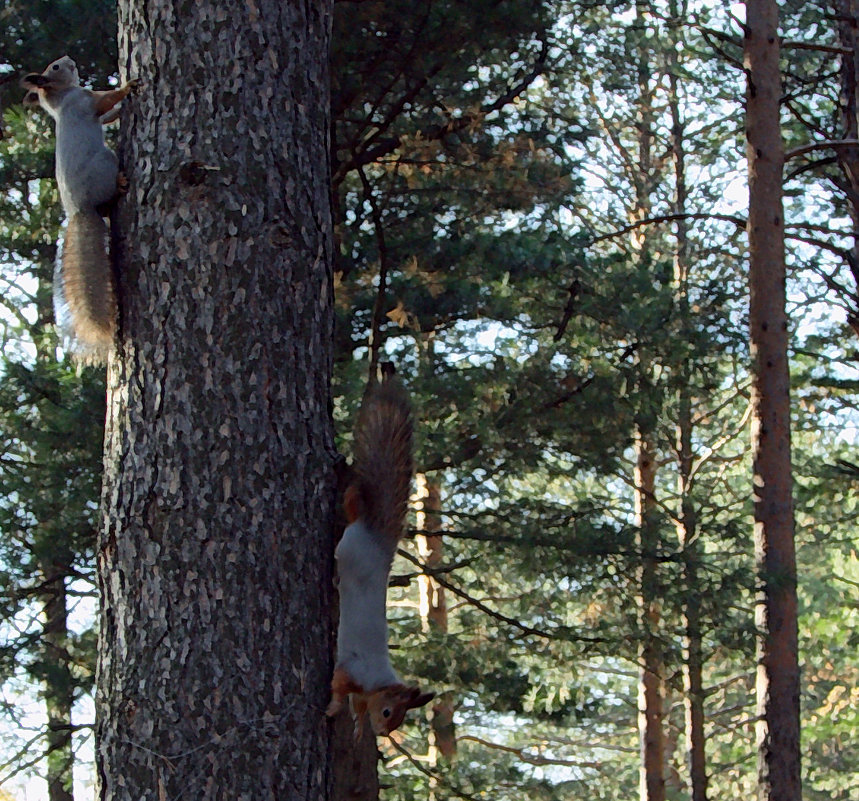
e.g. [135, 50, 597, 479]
[744, 2, 802, 800]
[95, 2, 337, 797]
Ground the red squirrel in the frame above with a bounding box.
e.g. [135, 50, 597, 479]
[21, 55, 138, 361]
[326, 376, 434, 737]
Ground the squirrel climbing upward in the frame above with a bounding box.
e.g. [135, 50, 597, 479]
[327, 375, 434, 737]
[22, 55, 138, 359]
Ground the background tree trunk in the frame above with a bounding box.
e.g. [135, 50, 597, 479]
[96, 3, 337, 800]
[744, 3, 802, 800]
[667, 6, 708, 796]
[415, 473, 456, 777]
[40, 563, 75, 801]
[632, 12, 666, 796]
[634, 429, 666, 801]
[833, 0, 859, 333]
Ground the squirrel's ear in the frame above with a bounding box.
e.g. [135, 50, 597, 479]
[21, 73, 49, 89]
[405, 688, 435, 711]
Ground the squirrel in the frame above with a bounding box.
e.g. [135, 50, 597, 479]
[326, 375, 434, 738]
[21, 56, 138, 359]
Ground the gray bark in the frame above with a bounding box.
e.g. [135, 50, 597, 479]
[96, 3, 337, 800]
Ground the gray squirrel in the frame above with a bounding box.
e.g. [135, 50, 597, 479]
[22, 56, 137, 360]
[327, 376, 434, 737]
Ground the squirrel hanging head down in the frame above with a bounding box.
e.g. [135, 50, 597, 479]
[21, 55, 138, 361]
[326, 375, 434, 738]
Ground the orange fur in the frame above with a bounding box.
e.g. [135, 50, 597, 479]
[326, 667, 434, 738]
[329, 375, 433, 738]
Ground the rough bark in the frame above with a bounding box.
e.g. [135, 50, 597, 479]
[96, 3, 337, 800]
[330, 713, 379, 801]
[744, 3, 802, 800]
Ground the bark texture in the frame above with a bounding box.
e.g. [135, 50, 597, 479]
[744, 3, 801, 800]
[96, 3, 337, 800]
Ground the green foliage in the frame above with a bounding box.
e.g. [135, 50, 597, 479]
[0, 1, 857, 799]
[0, 2, 118, 793]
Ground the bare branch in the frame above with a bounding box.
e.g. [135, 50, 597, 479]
[588, 212, 746, 246]
[785, 138, 859, 161]
[459, 734, 607, 768]
[781, 40, 851, 55]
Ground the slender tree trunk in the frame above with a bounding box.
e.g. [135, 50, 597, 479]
[415, 474, 456, 768]
[834, 0, 859, 334]
[631, 11, 666, 797]
[41, 563, 75, 801]
[416, 474, 447, 635]
[667, 5, 708, 797]
[635, 430, 666, 801]
[35, 261, 76, 801]
[97, 3, 337, 800]
[744, 3, 801, 800]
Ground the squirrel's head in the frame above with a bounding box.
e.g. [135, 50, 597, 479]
[44, 56, 80, 86]
[366, 684, 435, 736]
[22, 55, 79, 92]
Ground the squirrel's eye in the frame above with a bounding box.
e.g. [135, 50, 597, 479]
[382, 708, 392, 718]
[52, 65, 60, 71]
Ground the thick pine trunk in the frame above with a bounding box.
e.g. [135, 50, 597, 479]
[744, 3, 801, 800]
[96, 3, 337, 800]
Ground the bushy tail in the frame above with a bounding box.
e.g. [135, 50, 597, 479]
[351, 377, 414, 547]
[58, 211, 116, 357]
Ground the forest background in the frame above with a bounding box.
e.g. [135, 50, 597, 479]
[0, 0, 856, 800]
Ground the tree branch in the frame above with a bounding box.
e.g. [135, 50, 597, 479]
[396, 549, 606, 645]
[585, 212, 746, 248]
[785, 138, 859, 161]
[334, 39, 549, 185]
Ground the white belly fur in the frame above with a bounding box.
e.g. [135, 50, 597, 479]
[334, 520, 400, 691]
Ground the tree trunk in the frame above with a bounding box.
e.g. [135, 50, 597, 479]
[415, 474, 456, 768]
[96, 3, 337, 800]
[416, 475, 447, 635]
[41, 563, 75, 801]
[667, 5, 708, 796]
[833, 0, 859, 334]
[631, 11, 666, 796]
[744, 3, 802, 800]
[635, 429, 666, 801]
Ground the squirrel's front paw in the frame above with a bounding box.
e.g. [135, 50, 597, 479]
[325, 696, 344, 718]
